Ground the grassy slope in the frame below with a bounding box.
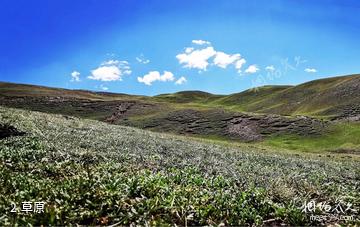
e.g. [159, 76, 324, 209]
[2, 74, 359, 117]
[211, 85, 293, 112]
[0, 106, 359, 225]
[154, 90, 224, 104]
[153, 74, 360, 117]
[0, 81, 144, 101]
[262, 122, 360, 153]
[212, 74, 360, 116]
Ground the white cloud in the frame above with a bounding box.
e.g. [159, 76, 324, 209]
[265, 65, 275, 71]
[176, 46, 217, 71]
[192, 40, 211, 45]
[136, 54, 150, 64]
[175, 76, 187, 85]
[177, 41, 250, 73]
[70, 71, 80, 82]
[89, 66, 122, 81]
[137, 71, 175, 86]
[88, 59, 131, 82]
[99, 84, 109, 91]
[161, 71, 175, 81]
[245, 64, 259, 74]
[235, 59, 246, 72]
[304, 68, 317, 73]
[213, 52, 241, 69]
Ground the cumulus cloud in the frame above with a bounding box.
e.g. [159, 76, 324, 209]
[89, 66, 122, 81]
[192, 40, 211, 45]
[136, 54, 150, 64]
[245, 64, 259, 74]
[265, 65, 275, 71]
[88, 60, 131, 82]
[177, 40, 250, 73]
[70, 71, 80, 82]
[175, 76, 187, 85]
[213, 52, 242, 69]
[304, 68, 317, 73]
[176, 46, 217, 71]
[137, 71, 175, 86]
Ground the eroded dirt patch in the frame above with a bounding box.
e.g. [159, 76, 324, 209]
[129, 109, 329, 142]
[0, 95, 330, 142]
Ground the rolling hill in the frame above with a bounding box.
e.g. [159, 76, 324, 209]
[155, 74, 360, 119]
[1, 74, 359, 119]
[225, 74, 360, 118]
[154, 90, 224, 103]
[1, 74, 359, 151]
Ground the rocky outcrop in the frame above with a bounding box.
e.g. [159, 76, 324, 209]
[225, 114, 326, 141]
[135, 109, 329, 142]
[0, 95, 332, 142]
[105, 102, 136, 123]
[330, 104, 360, 121]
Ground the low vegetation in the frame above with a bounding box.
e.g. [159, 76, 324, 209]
[262, 122, 360, 153]
[1, 107, 359, 225]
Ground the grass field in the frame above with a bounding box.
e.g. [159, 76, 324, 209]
[262, 122, 360, 153]
[2, 74, 360, 118]
[1, 76, 360, 155]
[1, 106, 359, 225]
[155, 74, 360, 117]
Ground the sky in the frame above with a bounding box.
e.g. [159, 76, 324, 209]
[0, 0, 359, 96]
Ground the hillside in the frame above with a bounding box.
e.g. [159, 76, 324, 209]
[155, 90, 224, 103]
[1, 74, 359, 119]
[0, 81, 139, 100]
[0, 74, 359, 150]
[211, 85, 293, 112]
[154, 74, 360, 119]
[231, 74, 360, 118]
[1, 106, 359, 225]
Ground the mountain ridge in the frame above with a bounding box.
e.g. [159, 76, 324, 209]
[1, 74, 359, 120]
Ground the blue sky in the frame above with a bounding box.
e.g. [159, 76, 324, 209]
[0, 0, 359, 95]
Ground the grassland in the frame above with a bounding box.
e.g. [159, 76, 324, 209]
[1, 76, 360, 153]
[1, 106, 359, 225]
[262, 122, 360, 153]
[154, 74, 360, 118]
[2, 74, 360, 117]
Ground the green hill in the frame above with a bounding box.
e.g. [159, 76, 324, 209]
[155, 90, 224, 103]
[214, 74, 360, 118]
[1, 74, 359, 119]
[0, 81, 140, 101]
[212, 85, 293, 112]
[153, 74, 360, 118]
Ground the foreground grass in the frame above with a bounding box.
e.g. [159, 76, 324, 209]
[0, 106, 359, 225]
